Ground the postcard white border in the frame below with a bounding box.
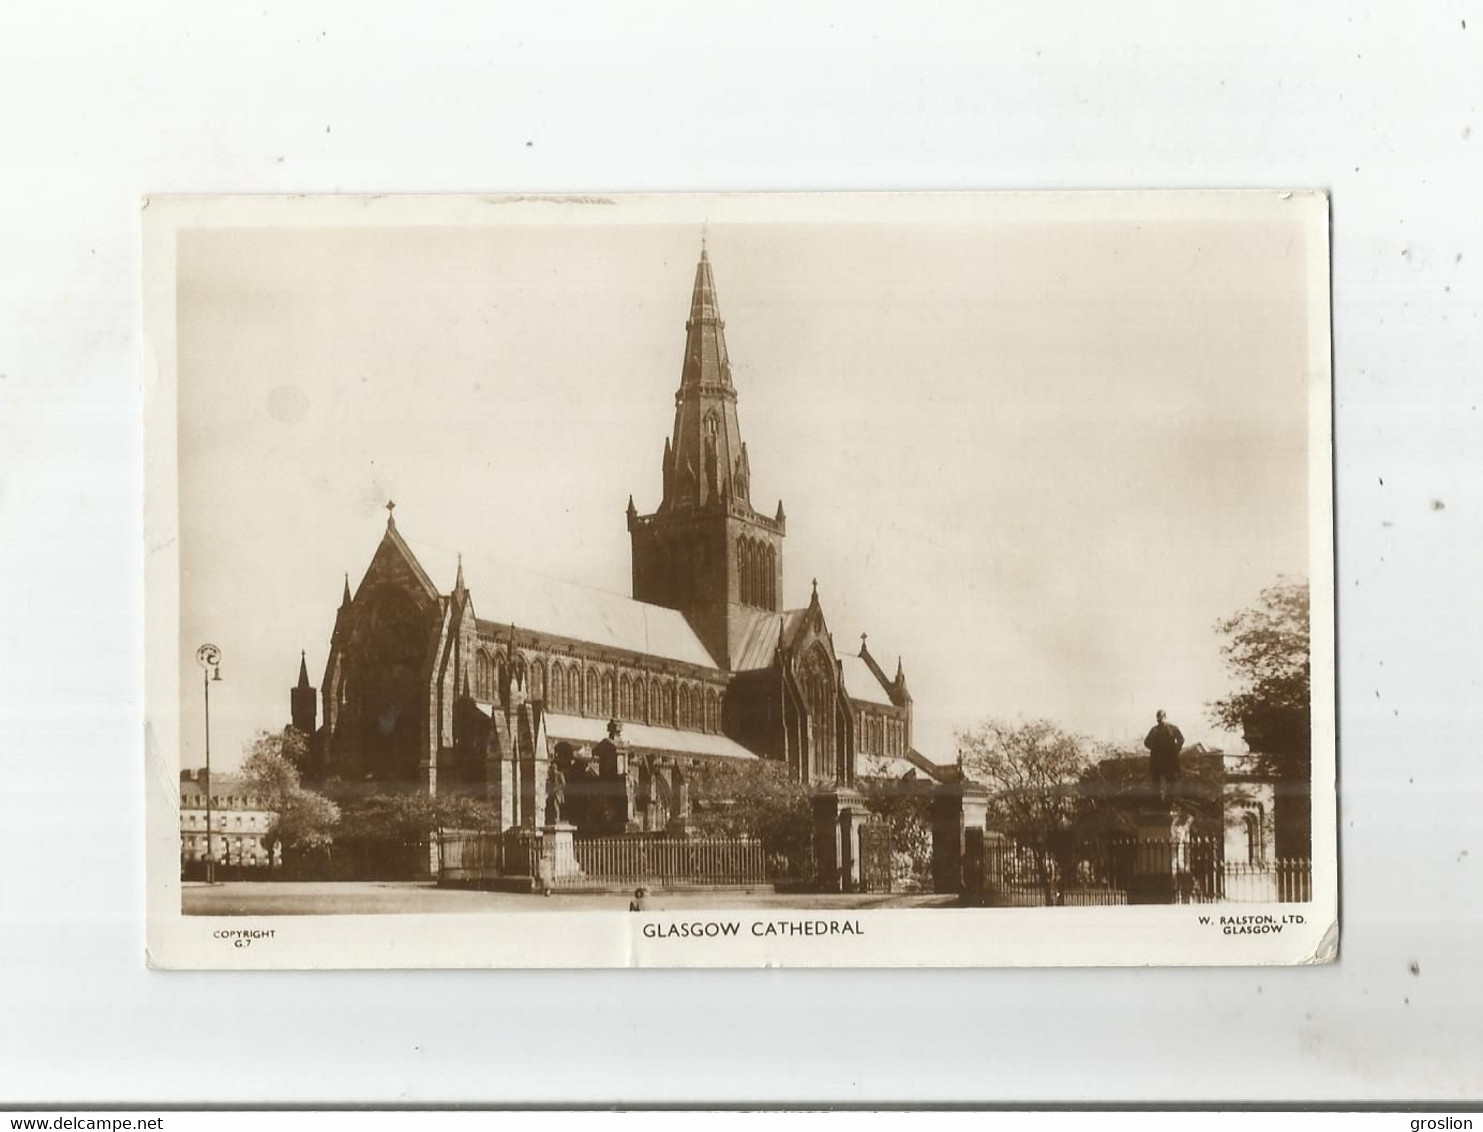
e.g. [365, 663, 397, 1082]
[143, 190, 1336, 970]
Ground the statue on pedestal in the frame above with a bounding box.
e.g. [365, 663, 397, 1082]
[545, 760, 566, 825]
[1143, 709, 1185, 802]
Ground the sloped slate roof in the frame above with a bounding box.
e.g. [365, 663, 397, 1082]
[730, 607, 809, 671]
[840, 653, 894, 706]
[404, 539, 718, 669]
[541, 712, 757, 762]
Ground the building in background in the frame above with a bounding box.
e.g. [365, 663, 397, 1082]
[179, 770, 276, 870]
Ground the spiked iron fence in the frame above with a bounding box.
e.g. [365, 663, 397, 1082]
[564, 836, 768, 889]
[978, 836, 1311, 906]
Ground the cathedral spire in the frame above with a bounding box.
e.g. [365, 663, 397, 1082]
[661, 241, 749, 511]
[341, 573, 352, 607]
[684, 244, 726, 361]
[629, 244, 788, 667]
[296, 650, 311, 689]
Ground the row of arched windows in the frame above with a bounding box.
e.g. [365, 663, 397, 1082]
[857, 710, 906, 757]
[737, 535, 777, 610]
[475, 645, 723, 734]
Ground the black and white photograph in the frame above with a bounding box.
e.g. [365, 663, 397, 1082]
[143, 191, 1334, 967]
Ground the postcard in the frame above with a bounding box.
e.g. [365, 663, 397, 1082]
[143, 191, 1335, 967]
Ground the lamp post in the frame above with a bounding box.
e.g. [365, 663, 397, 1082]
[196, 644, 223, 884]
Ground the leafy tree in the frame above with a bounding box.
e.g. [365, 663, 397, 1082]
[688, 759, 813, 879]
[959, 718, 1093, 904]
[240, 729, 341, 864]
[337, 791, 501, 870]
[856, 774, 933, 888]
[1208, 576, 1312, 855]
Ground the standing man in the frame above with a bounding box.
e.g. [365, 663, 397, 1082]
[1144, 709, 1185, 802]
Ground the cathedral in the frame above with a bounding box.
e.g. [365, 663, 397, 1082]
[289, 246, 929, 833]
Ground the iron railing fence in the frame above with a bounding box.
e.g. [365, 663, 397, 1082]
[438, 829, 787, 888]
[978, 836, 1312, 906]
[563, 835, 768, 889]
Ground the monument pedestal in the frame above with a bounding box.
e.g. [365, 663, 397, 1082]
[1127, 804, 1180, 905]
[536, 823, 583, 889]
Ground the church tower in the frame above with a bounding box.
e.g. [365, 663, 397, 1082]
[629, 244, 786, 669]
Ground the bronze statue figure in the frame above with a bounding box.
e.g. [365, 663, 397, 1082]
[1143, 709, 1185, 802]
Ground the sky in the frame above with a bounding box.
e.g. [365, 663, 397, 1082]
[173, 196, 1319, 774]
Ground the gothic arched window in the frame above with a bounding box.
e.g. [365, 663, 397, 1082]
[474, 650, 493, 702]
[799, 646, 837, 782]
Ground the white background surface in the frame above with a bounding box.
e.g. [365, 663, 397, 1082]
[0, 0, 1479, 1106]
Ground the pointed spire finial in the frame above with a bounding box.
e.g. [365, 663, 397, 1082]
[341, 572, 352, 606]
[385, 499, 397, 529]
[860, 632, 868, 654]
[811, 577, 819, 598]
[701, 223, 708, 258]
[296, 650, 311, 688]
[454, 552, 465, 592]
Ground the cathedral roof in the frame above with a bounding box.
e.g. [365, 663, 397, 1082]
[404, 539, 719, 669]
[541, 712, 757, 762]
[730, 607, 810, 671]
[839, 653, 896, 707]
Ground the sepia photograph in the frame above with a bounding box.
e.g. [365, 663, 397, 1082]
[143, 191, 1335, 967]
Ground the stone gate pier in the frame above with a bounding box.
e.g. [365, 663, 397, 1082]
[930, 778, 1003, 901]
[810, 786, 872, 893]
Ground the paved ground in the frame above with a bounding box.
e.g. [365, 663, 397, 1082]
[182, 881, 956, 916]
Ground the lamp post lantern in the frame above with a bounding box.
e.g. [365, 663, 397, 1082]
[196, 644, 223, 884]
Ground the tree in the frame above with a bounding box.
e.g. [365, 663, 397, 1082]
[1208, 577, 1312, 855]
[240, 729, 341, 866]
[856, 772, 933, 888]
[688, 759, 813, 879]
[960, 718, 1094, 904]
[338, 792, 500, 841]
[337, 791, 501, 873]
